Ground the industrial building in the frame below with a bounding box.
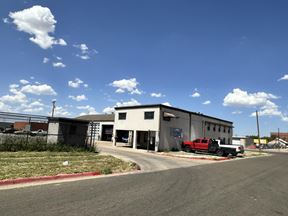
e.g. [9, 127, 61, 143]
[112, 104, 233, 151]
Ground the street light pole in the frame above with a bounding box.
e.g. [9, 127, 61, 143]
[51, 100, 56, 117]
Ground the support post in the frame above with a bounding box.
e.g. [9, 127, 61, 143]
[133, 130, 137, 149]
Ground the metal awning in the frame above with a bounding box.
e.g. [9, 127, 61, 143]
[163, 112, 177, 118]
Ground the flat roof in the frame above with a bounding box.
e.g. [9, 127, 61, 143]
[76, 114, 114, 122]
[115, 104, 233, 124]
[48, 117, 89, 124]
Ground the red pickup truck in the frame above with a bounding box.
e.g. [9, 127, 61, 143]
[182, 138, 244, 157]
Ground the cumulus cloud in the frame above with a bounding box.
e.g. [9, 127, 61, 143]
[110, 78, 142, 95]
[3, 18, 9, 23]
[19, 79, 29, 85]
[21, 84, 57, 95]
[232, 110, 243, 115]
[151, 93, 165, 98]
[77, 105, 98, 115]
[278, 74, 288, 81]
[68, 78, 88, 88]
[43, 57, 49, 64]
[68, 94, 87, 102]
[224, 88, 288, 122]
[190, 92, 200, 98]
[74, 43, 97, 60]
[0, 90, 27, 104]
[52, 62, 66, 68]
[102, 99, 141, 114]
[223, 88, 278, 107]
[162, 102, 172, 106]
[202, 100, 211, 105]
[49, 106, 71, 117]
[8, 5, 67, 49]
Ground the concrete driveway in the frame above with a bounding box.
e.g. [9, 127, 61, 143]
[98, 142, 214, 172]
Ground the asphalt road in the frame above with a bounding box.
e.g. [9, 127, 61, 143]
[98, 144, 213, 171]
[1, 153, 288, 216]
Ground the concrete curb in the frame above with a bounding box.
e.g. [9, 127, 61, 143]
[159, 153, 231, 161]
[0, 171, 101, 186]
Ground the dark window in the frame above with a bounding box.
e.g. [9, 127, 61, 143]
[213, 125, 216, 132]
[202, 139, 208, 143]
[218, 126, 221, 132]
[69, 125, 77, 135]
[144, 111, 154, 120]
[207, 124, 210, 131]
[118, 112, 127, 120]
[228, 128, 231, 133]
[195, 139, 201, 143]
[223, 127, 226, 133]
[163, 116, 171, 121]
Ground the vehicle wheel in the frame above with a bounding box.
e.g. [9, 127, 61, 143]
[216, 149, 224, 156]
[184, 146, 191, 153]
[232, 153, 238, 157]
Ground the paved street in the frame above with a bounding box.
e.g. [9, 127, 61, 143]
[98, 143, 214, 171]
[1, 152, 287, 216]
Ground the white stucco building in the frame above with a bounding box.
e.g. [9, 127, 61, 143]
[113, 104, 233, 152]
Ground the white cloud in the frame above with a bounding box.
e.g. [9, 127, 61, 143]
[49, 106, 71, 117]
[223, 88, 278, 107]
[55, 56, 62, 60]
[3, 17, 9, 23]
[30, 76, 35, 80]
[103, 106, 115, 114]
[110, 78, 142, 95]
[9, 84, 19, 89]
[151, 93, 165, 98]
[202, 100, 211, 105]
[74, 43, 97, 60]
[52, 62, 66, 68]
[68, 78, 88, 88]
[9, 5, 67, 49]
[68, 94, 88, 102]
[162, 102, 172, 106]
[19, 79, 29, 85]
[77, 105, 98, 115]
[190, 92, 200, 98]
[250, 101, 282, 117]
[43, 57, 49, 64]
[0, 91, 27, 104]
[278, 74, 288, 81]
[102, 99, 141, 114]
[21, 84, 57, 95]
[232, 111, 243, 115]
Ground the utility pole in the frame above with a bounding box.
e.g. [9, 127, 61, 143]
[256, 110, 261, 150]
[51, 100, 56, 117]
[278, 128, 280, 145]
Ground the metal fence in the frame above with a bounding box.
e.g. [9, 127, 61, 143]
[0, 112, 96, 148]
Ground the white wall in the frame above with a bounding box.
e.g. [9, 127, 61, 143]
[47, 122, 59, 143]
[114, 107, 160, 132]
[159, 107, 190, 151]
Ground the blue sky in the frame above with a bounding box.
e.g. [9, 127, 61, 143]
[1, 0, 288, 136]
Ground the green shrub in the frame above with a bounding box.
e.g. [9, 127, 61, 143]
[0, 135, 97, 152]
[100, 167, 112, 175]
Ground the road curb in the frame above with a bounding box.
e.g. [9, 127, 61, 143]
[0, 171, 101, 186]
[159, 153, 231, 161]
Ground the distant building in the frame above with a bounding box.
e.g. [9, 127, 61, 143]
[14, 122, 48, 131]
[76, 114, 114, 141]
[253, 139, 268, 145]
[232, 136, 254, 148]
[47, 117, 89, 146]
[270, 132, 288, 142]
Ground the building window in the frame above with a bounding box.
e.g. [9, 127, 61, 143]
[144, 111, 154, 120]
[207, 124, 210, 131]
[228, 128, 230, 133]
[213, 125, 216, 132]
[218, 126, 221, 132]
[118, 112, 127, 120]
[223, 127, 226, 133]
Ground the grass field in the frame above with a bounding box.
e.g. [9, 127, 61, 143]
[0, 152, 137, 180]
